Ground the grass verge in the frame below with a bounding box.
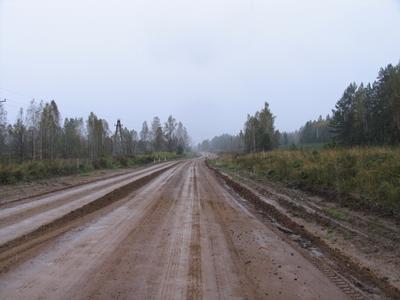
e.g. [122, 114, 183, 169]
[0, 152, 186, 185]
[211, 147, 400, 219]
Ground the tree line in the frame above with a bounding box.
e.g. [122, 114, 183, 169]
[0, 100, 191, 163]
[283, 62, 400, 147]
[330, 62, 400, 146]
[198, 133, 244, 153]
[198, 102, 280, 153]
[280, 115, 333, 147]
[199, 61, 400, 152]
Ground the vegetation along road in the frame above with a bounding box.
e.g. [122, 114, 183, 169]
[0, 158, 394, 299]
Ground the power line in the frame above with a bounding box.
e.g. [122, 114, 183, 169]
[0, 88, 138, 130]
[0, 87, 33, 99]
[0, 87, 47, 107]
[0, 96, 24, 104]
[0, 87, 128, 121]
[0, 98, 26, 110]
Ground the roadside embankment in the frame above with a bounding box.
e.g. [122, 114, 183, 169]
[207, 152, 400, 299]
[211, 148, 400, 219]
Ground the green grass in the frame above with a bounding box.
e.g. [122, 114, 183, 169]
[322, 207, 348, 221]
[326, 228, 335, 240]
[212, 147, 400, 219]
[0, 152, 183, 185]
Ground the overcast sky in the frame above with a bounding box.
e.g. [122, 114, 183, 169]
[1, 0, 400, 143]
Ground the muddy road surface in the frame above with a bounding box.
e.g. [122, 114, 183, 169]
[0, 159, 369, 299]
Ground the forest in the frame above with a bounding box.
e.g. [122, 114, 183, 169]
[0, 100, 191, 183]
[199, 62, 400, 152]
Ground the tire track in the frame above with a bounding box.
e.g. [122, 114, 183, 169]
[186, 161, 202, 300]
[0, 162, 187, 300]
[73, 161, 193, 300]
[158, 163, 194, 300]
[0, 162, 176, 228]
[206, 162, 386, 299]
[0, 159, 361, 299]
[197, 163, 260, 300]
[0, 163, 178, 262]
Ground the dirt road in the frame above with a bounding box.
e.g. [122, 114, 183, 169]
[0, 159, 366, 299]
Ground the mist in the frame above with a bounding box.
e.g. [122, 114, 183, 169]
[1, 0, 400, 143]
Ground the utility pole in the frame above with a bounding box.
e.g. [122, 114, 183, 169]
[113, 119, 124, 157]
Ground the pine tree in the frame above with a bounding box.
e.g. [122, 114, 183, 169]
[331, 83, 358, 145]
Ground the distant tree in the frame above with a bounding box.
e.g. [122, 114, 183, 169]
[63, 118, 85, 159]
[87, 112, 109, 160]
[257, 102, 276, 151]
[298, 115, 333, 145]
[150, 117, 161, 148]
[238, 130, 245, 152]
[131, 129, 138, 154]
[139, 121, 150, 153]
[154, 127, 165, 152]
[375, 63, 400, 144]
[244, 115, 257, 153]
[331, 83, 358, 145]
[352, 84, 369, 144]
[175, 122, 190, 153]
[25, 99, 43, 160]
[151, 117, 164, 151]
[120, 127, 135, 156]
[40, 100, 61, 160]
[282, 132, 289, 146]
[244, 102, 277, 153]
[0, 102, 8, 157]
[198, 139, 210, 152]
[330, 62, 400, 146]
[164, 115, 177, 152]
[9, 108, 27, 162]
[0, 100, 192, 165]
[198, 133, 243, 153]
[273, 130, 281, 148]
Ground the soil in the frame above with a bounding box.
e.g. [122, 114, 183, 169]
[210, 163, 400, 299]
[0, 165, 158, 205]
[0, 159, 388, 299]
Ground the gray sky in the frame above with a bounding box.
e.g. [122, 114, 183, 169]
[1, 0, 400, 144]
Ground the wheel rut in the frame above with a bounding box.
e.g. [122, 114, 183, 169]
[0, 159, 364, 300]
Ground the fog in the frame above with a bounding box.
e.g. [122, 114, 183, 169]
[1, 0, 400, 143]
